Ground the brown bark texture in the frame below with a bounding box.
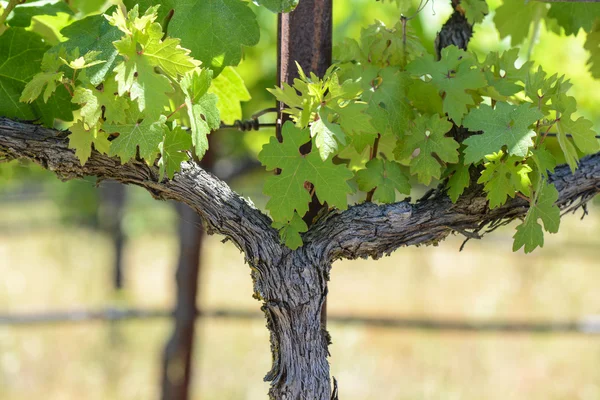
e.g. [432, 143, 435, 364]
[276, 3, 334, 397]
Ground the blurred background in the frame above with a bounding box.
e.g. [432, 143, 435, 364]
[2, 0, 600, 399]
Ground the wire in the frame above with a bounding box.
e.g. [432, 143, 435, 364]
[219, 107, 279, 132]
[546, 133, 600, 139]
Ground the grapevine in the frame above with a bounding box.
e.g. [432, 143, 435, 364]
[1, 0, 599, 254]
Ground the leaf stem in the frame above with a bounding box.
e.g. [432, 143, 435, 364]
[539, 120, 557, 146]
[515, 192, 531, 203]
[0, 0, 25, 34]
[526, 5, 543, 61]
[366, 133, 381, 202]
[167, 102, 187, 120]
[62, 82, 73, 97]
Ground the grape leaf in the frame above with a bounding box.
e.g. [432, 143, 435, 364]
[477, 151, 532, 209]
[253, 0, 299, 13]
[311, 109, 347, 161]
[358, 20, 425, 68]
[555, 114, 600, 173]
[125, 0, 260, 71]
[7, 0, 74, 28]
[525, 66, 571, 114]
[365, 69, 414, 137]
[332, 101, 378, 138]
[356, 159, 410, 203]
[185, 90, 220, 159]
[158, 126, 192, 180]
[72, 87, 102, 127]
[493, 0, 547, 46]
[530, 146, 556, 179]
[109, 7, 198, 115]
[334, 101, 378, 152]
[258, 122, 353, 221]
[179, 69, 220, 158]
[56, 11, 123, 85]
[483, 49, 533, 98]
[181, 69, 212, 101]
[550, 93, 600, 171]
[60, 50, 106, 71]
[142, 25, 200, 77]
[94, 78, 129, 124]
[460, 0, 489, 25]
[208, 67, 251, 124]
[462, 102, 542, 163]
[68, 120, 111, 165]
[115, 57, 173, 115]
[268, 82, 303, 110]
[446, 159, 471, 203]
[547, 2, 600, 36]
[272, 212, 308, 250]
[407, 79, 443, 116]
[394, 114, 457, 185]
[0, 28, 73, 125]
[584, 22, 600, 79]
[406, 46, 486, 124]
[557, 115, 599, 155]
[513, 181, 560, 253]
[20, 69, 63, 104]
[69, 0, 107, 14]
[513, 213, 544, 254]
[104, 112, 168, 163]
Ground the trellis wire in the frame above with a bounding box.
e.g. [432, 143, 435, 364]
[2, 307, 600, 334]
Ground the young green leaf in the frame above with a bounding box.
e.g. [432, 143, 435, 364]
[547, 2, 600, 36]
[460, 0, 488, 25]
[258, 122, 353, 222]
[158, 126, 192, 180]
[406, 46, 486, 124]
[272, 212, 308, 250]
[365, 69, 414, 137]
[482, 49, 532, 98]
[310, 109, 346, 161]
[356, 159, 410, 203]
[104, 112, 168, 163]
[208, 67, 251, 124]
[445, 156, 471, 203]
[3, 28, 74, 125]
[186, 93, 221, 159]
[525, 66, 571, 113]
[20, 70, 64, 104]
[584, 22, 600, 79]
[125, 0, 260, 71]
[394, 114, 457, 185]
[94, 78, 130, 124]
[513, 181, 560, 253]
[494, 0, 547, 46]
[7, 0, 74, 28]
[72, 87, 102, 127]
[56, 11, 123, 85]
[477, 151, 532, 209]
[333, 102, 378, 139]
[68, 120, 111, 165]
[530, 146, 557, 179]
[462, 102, 542, 163]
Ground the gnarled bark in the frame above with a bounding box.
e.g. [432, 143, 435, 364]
[2, 115, 600, 400]
[261, 249, 331, 399]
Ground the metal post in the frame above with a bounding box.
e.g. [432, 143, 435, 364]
[276, 0, 333, 327]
